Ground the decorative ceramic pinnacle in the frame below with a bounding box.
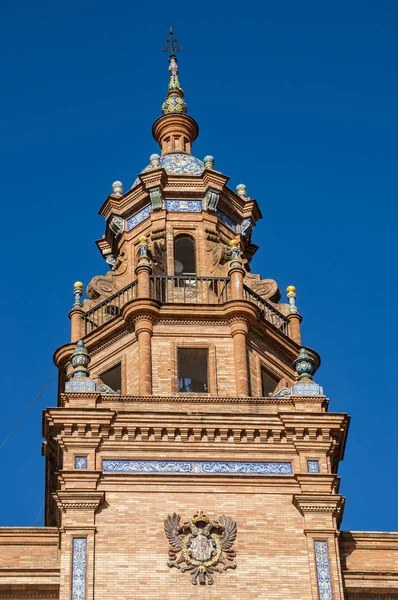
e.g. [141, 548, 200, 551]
[112, 181, 123, 196]
[137, 235, 150, 267]
[161, 47, 187, 115]
[236, 184, 247, 198]
[293, 348, 316, 381]
[65, 339, 97, 392]
[230, 239, 240, 261]
[150, 153, 161, 168]
[286, 285, 298, 314]
[203, 155, 215, 170]
[73, 281, 84, 307]
[70, 340, 90, 378]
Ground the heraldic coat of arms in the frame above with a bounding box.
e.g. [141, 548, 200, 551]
[164, 510, 237, 585]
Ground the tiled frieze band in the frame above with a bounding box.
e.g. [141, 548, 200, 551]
[72, 538, 87, 600]
[216, 208, 237, 231]
[127, 204, 152, 230]
[165, 200, 202, 212]
[314, 540, 333, 600]
[102, 460, 292, 475]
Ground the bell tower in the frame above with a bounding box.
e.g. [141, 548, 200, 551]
[44, 30, 349, 600]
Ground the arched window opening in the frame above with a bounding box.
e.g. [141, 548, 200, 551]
[174, 235, 196, 277]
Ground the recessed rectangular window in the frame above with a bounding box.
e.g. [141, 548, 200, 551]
[261, 367, 278, 397]
[99, 363, 121, 393]
[178, 348, 208, 393]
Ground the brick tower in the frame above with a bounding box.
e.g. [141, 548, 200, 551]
[4, 29, 390, 600]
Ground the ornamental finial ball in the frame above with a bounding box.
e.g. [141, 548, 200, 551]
[287, 285, 296, 293]
[150, 153, 161, 168]
[74, 281, 83, 290]
[203, 155, 215, 169]
[236, 184, 247, 198]
[139, 235, 147, 243]
[230, 239, 239, 246]
[112, 181, 123, 195]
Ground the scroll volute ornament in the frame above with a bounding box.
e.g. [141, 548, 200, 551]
[164, 511, 237, 585]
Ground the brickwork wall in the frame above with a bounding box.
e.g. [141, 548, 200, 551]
[94, 490, 312, 600]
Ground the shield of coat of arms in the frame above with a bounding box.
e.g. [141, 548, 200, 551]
[164, 510, 237, 585]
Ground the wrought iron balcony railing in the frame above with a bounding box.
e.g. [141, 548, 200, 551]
[81, 276, 289, 337]
[242, 284, 289, 335]
[83, 280, 138, 335]
[150, 275, 230, 305]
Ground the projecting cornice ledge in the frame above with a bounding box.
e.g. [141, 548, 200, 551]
[293, 493, 345, 526]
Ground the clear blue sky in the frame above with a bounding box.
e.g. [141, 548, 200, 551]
[1, 0, 397, 531]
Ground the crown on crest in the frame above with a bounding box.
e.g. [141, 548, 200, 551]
[191, 510, 209, 524]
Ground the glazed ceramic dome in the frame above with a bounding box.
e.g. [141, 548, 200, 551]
[131, 153, 204, 188]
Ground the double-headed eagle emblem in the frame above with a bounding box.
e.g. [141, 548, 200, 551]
[164, 510, 237, 585]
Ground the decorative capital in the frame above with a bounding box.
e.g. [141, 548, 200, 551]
[149, 186, 163, 211]
[112, 181, 123, 196]
[204, 188, 219, 212]
[109, 215, 124, 237]
[240, 218, 253, 238]
[73, 281, 84, 307]
[236, 184, 247, 198]
[203, 155, 215, 170]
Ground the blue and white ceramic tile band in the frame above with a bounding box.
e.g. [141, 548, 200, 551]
[314, 541, 333, 600]
[165, 200, 202, 212]
[127, 205, 152, 231]
[216, 209, 237, 232]
[72, 538, 87, 600]
[102, 460, 292, 475]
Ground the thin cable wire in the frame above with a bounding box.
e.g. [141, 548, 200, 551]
[33, 499, 45, 526]
[0, 372, 57, 451]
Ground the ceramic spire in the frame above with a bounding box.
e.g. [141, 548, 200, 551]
[161, 28, 187, 115]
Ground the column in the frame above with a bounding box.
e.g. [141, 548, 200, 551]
[69, 282, 84, 342]
[228, 239, 245, 301]
[286, 285, 302, 345]
[229, 317, 249, 397]
[134, 315, 153, 396]
[135, 235, 152, 298]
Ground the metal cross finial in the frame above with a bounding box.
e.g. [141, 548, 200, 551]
[163, 27, 182, 56]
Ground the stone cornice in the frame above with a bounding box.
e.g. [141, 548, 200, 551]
[53, 298, 301, 373]
[0, 592, 59, 599]
[0, 528, 59, 545]
[53, 490, 104, 512]
[293, 493, 345, 519]
[340, 530, 398, 549]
